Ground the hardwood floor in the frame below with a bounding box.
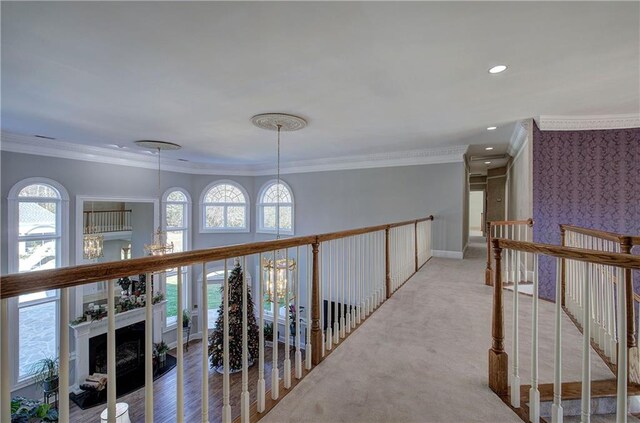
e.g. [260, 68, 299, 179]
[69, 340, 305, 423]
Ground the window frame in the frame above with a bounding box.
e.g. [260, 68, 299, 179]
[256, 179, 295, 235]
[162, 188, 191, 330]
[7, 177, 69, 389]
[199, 180, 250, 234]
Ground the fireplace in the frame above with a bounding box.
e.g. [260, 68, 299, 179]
[89, 322, 145, 380]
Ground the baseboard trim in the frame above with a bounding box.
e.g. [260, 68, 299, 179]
[432, 249, 464, 259]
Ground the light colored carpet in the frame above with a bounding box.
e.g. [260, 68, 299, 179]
[262, 239, 614, 423]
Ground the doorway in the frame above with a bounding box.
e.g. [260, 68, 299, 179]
[469, 190, 485, 237]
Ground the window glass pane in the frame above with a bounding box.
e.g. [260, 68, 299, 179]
[166, 273, 178, 326]
[167, 230, 185, 253]
[167, 191, 186, 202]
[19, 301, 57, 379]
[19, 202, 57, 236]
[19, 239, 57, 272]
[165, 204, 184, 228]
[18, 184, 59, 198]
[262, 183, 291, 203]
[205, 184, 245, 203]
[19, 290, 57, 304]
[207, 283, 223, 328]
[227, 206, 245, 228]
[279, 206, 292, 230]
[205, 206, 224, 228]
[262, 206, 276, 229]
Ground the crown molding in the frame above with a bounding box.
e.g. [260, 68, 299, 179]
[0, 131, 467, 176]
[535, 114, 640, 131]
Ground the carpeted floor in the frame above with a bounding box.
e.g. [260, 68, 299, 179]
[262, 237, 613, 423]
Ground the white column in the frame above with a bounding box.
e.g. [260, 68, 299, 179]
[145, 272, 155, 422]
[200, 264, 208, 423]
[257, 253, 266, 412]
[222, 261, 232, 423]
[176, 269, 184, 423]
[59, 288, 70, 423]
[581, 263, 591, 423]
[552, 258, 564, 423]
[107, 279, 117, 423]
[616, 264, 627, 423]
[241, 256, 250, 423]
[529, 255, 540, 423]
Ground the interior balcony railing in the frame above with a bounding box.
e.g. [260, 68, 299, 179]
[488, 232, 640, 423]
[0, 215, 433, 423]
[84, 209, 132, 234]
[485, 218, 534, 286]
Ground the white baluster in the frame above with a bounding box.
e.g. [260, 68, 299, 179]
[271, 252, 280, 400]
[59, 287, 70, 422]
[177, 269, 184, 422]
[306, 245, 313, 370]
[320, 243, 325, 358]
[327, 241, 333, 351]
[530, 254, 540, 423]
[616, 264, 627, 423]
[357, 235, 362, 324]
[1, 299, 9, 423]
[552, 258, 564, 423]
[295, 247, 303, 379]
[346, 238, 352, 333]
[581, 262, 591, 423]
[284, 250, 292, 389]
[107, 279, 117, 423]
[146, 272, 155, 423]
[201, 265, 209, 422]
[511, 243, 520, 408]
[258, 253, 266, 412]
[340, 238, 346, 339]
[223, 261, 232, 422]
[241, 256, 250, 422]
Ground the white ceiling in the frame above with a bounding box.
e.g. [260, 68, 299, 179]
[1, 2, 638, 168]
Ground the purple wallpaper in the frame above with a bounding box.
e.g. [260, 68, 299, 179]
[532, 123, 640, 300]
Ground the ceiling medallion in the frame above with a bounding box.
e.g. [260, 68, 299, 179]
[250, 113, 307, 132]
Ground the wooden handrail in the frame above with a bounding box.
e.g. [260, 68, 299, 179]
[0, 215, 434, 299]
[488, 218, 534, 227]
[560, 224, 625, 243]
[495, 239, 640, 270]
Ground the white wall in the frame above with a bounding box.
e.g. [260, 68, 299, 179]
[469, 191, 483, 231]
[507, 120, 533, 220]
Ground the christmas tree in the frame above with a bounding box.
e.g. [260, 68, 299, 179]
[208, 262, 260, 372]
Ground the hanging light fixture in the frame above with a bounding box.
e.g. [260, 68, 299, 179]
[135, 140, 182, 256]
[83, 201, 104, 260]
[251, 113, 307, 304]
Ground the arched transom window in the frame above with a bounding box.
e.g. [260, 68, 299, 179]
[201, 181, 249, 232]
[257, 181, 294, 235]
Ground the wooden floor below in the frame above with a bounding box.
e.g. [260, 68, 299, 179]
[69, 340, 305, 423]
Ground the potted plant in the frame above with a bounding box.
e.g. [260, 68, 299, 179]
[11, 396, 58, 423]
[264, 322, 274, 347]
[154, 341, 170, 367]
[182, 309, 191, 328]
[29, 357, 59, 393]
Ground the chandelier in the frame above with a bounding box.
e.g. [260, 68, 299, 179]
[83, 202, 104, 260]
[251, 113, 307, 304]
[135, 140, 182, 256]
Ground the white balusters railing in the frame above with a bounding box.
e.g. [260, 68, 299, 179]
[486, 219, 533, 286]
[84, 209, 132, 234]
[0, 215, 434, 423]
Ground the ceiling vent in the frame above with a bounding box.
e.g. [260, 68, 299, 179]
[469, 154, 508, 162]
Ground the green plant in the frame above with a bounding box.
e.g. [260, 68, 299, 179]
[264, 322, 273, 340]
[154, 341, 169, 356]
[28, 357, 59, 391]
[11, 397, 58, 422]
[182, 309, 191, 327]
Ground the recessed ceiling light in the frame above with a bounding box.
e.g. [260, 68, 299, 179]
[488, 65, 507, 74]
[485, 161, 491, 164]
[487, 126, 497, 131]
[485, 147, 494, 151]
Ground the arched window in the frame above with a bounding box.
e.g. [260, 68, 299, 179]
[257, 180, 294, 235]
[200, 181, 249, 232]
[162, 188, 191, 327]
[8, 177, 69, 383]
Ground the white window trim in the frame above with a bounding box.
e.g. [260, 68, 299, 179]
[199, 180, 250, 233]
[162, 187, 192, 330]
[256, 179, 295, 235]
[7, 177, 69, 390]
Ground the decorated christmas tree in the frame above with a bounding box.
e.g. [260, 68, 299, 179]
[208, 262, 260, 372]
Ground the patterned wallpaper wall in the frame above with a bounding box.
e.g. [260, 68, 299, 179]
[532, 123, 640, 300]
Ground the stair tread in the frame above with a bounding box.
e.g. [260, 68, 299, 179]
[520, 379, 640, 403]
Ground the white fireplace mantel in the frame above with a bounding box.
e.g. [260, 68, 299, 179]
[70, 301, 165, 390]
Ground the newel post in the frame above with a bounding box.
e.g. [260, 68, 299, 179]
[560, 226, 566, 307]
[488, 238, 508, 395]
[414, 220, 419, 273]
[385, 226, 391, 299]
[485, 221, 493, 286]
[620, 237, 640, 384]
[311, 238, 322, 366]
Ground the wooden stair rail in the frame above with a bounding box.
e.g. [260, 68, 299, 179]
[485, 218, 533, 286]
[560, 224, 640, 385]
